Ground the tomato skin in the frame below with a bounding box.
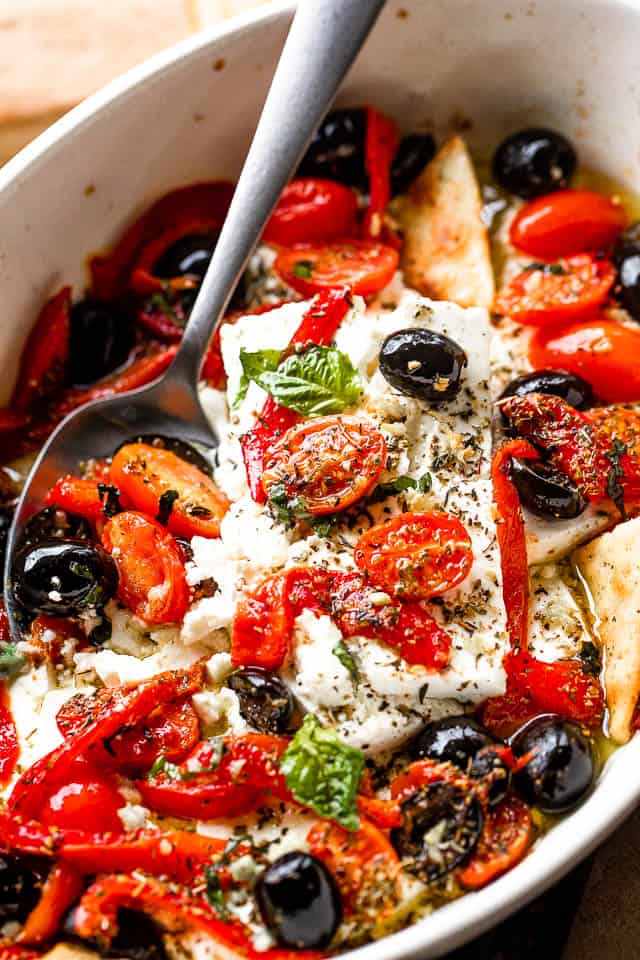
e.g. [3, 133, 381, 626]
[111, 442, 229, 540]
[262, 416, 387, 515]
[231, 572, 294, 670]
[274, 239, 399, 296]
[102, 511, 190, 624]
[494, 255, 615, 327]
[19, 861, 84, 946]
[263, 178, 359, 246]
[38, 758, 124, 833]
[585, 406, 640, 497]
[46, 475, 109, 524]
[457, 794, 531, 889]
[353, 512, 473, 600]
[0, 684, 19, 788]
[510, 189, 626, 259]
[529, 319, 640, 403]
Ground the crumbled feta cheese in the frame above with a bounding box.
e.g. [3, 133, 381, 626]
[117, 803, 150, 832]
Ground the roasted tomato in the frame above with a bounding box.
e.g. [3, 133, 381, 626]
[261, 416, 387, 515]
[274, 239, 399, 296]
[494, 255, 615, 327]
[307, 818, 400, 919]
[353, 512, 473, 599]
[529, 319, 640, 404]
[37, 758, 124, 834]
[231, 572, 294, 670]
[510, 189, 626, 259]
[263, 179, 359, 246]
[102, 511, 189, 624]
[457, 794, 532, 889]
[585, 406, 640, 497]
[110, 442, 229, 539]
[45, 475, 114, 524]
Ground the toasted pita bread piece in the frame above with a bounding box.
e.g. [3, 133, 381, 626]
[394, 135, 495, 309]
[574, 517, 640, 744]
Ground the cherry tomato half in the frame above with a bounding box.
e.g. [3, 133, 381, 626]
[263, 179, 359, 247]
[261, 415, 387, 515]
[38, 758, 123, 833]
[494, 255, 615, 327]
[457, 794, 531, 889]
[529, 318, 640, 403]
[510, 189, 626, 260]
[111, 442, 229, 539]
[354, 512, 473, 599]
[102, 511, 190, 624]
[274, 239, 399, 296]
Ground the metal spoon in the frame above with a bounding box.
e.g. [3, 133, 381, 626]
[3, 0, 386, 636]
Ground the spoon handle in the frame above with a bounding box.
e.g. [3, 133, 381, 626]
[168, 0, 386, 387]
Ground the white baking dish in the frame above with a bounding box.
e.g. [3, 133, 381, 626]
[1, 1, 640, 956]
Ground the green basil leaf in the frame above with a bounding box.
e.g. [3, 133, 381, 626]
[204, 865, 229, 920]
[292, 260, 315, 280]
[367, 472, 432, 504]
[332, 640, 359, 682]
[256, 346, 362, 417]
[0, 643, 25, 680]
[280, 714, 364, 830]
[235, 348, 282, 409]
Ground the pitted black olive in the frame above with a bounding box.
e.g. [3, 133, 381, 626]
[69, 299, 133, 387]
[499, 369, 593, 412]
[227, 667, 295, 734]
[0, 853, 50, 922]
[493, 128, 577, 199]
[12, 538, 118, 617]
[510, 458, 587, 520]
[390, 782, 482, 882]
[115, 434, 213, 477]
[469, 745, 511, 806]
[512, 715, 595, 814]
[21, 506, 93, 549]
[379, 329, 468, 403]
[256, 852, 342, 949]
[613, 222, 640, 322]
[297, 108, 367, 188]
[390, 133, 436, 196]
[153, 233, 217, 282]
[64, 907, 168, 960]
[411, 715, 495, 768]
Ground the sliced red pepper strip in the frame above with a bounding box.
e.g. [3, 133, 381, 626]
[90, 182, 234, 300]
[130, 216, 223, 296]
[9, 665, 204, 818]
[241, 288, 352, 501]
[50, 346, 178, 422]
[10, 287, 71, 414]
[231, 571, 294, 670]
[491, 439, 540, 650]
[363, 107, 399, 239]
[73, 873, 321, 960]
[18, 861, 84, 945]
[0, 685, 19, 789]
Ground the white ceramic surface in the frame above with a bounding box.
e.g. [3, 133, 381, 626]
[1, 1, 640, 956]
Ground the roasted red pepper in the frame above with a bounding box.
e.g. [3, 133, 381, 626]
[241, 288, 352, 501]
[0, 604, 19, 789]
[231, 571, 294, 670]
[90, 182, 234, 300]
[10, 287, 71, 414]
[491, 439, 541, 650]
[363, 108, 399, 238]
[19, 861, 84, 946]
[9, 666, 204, 818]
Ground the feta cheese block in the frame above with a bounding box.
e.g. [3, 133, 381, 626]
[200, 289, 511, 754]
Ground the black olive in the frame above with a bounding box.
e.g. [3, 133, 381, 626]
[64, 907, 168, 960]
[390, 782, 482, 882]
[227, 667, 295, 734]
[20, 506, 93, 549]
[69, 299, 133, 387]
[499, 369, 594, 411]
[297, 108, 367, 188]
[12, 538, 118, 617]
[0, 853, 50, 923]
[613, 222, 640, 321]
[511, 458, 587, 520]
[512, 715, 595, 814]
[256, 852, 342, 949]
[411, 715, 495, 768]
[115, 434, 213, 476]
[469, 745, 511, 806]
[379, 329, 468, 404]
[153, 233, 217, 282]
[493, 128, 577, 199]
[390, 133, 436, 196]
